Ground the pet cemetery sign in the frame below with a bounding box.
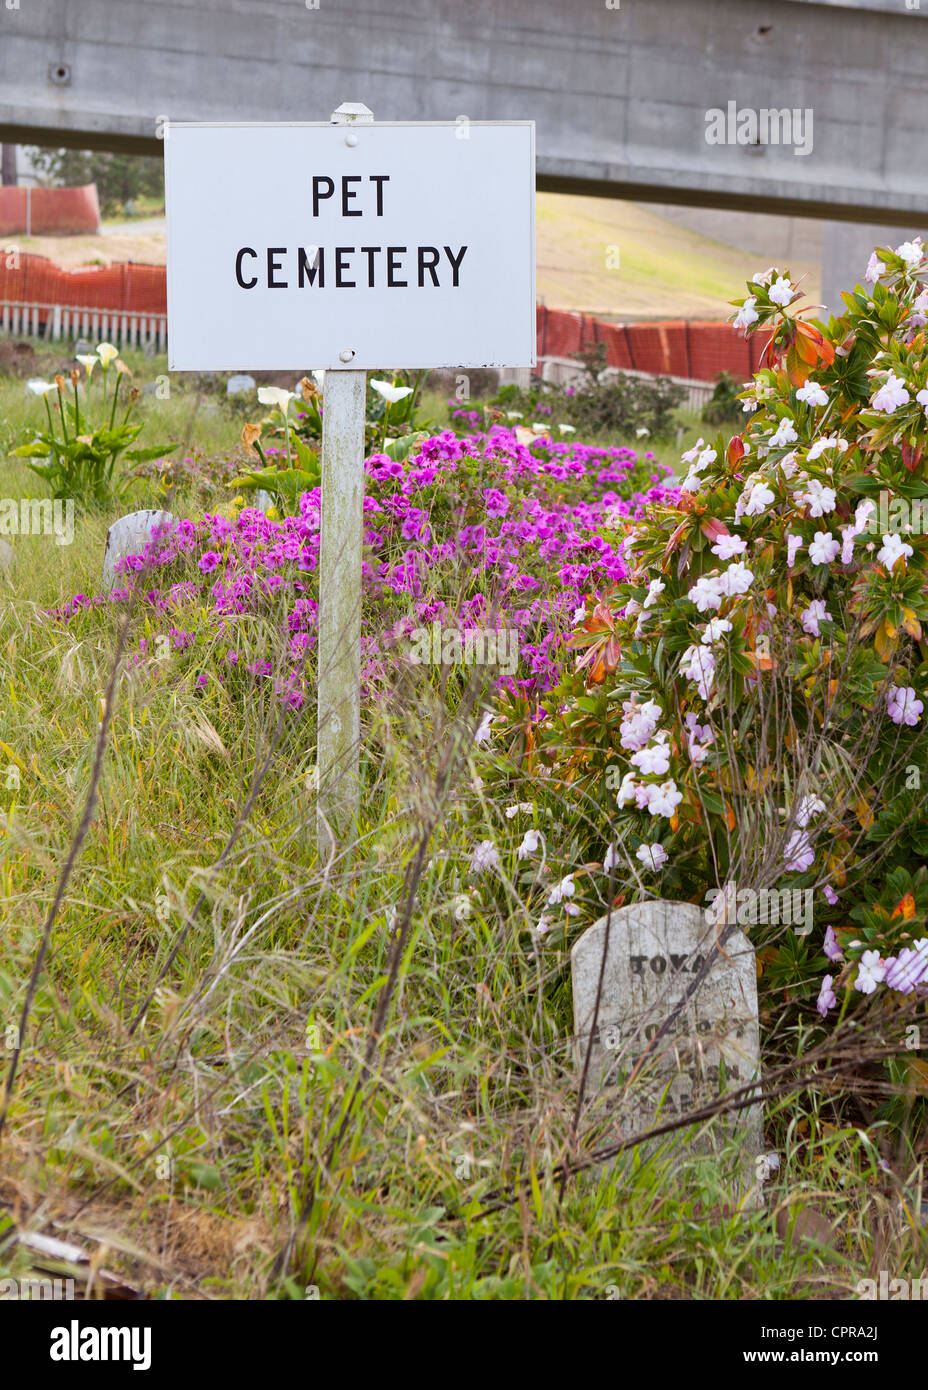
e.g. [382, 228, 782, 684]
[165, 105, 535, 846]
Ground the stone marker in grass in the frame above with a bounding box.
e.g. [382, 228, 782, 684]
[102, 510, 174, 591]
[571, 898, 762, 1162]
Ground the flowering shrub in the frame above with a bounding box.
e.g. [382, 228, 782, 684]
[54, 427, 677, 711]
[534, 246, 928, 1019]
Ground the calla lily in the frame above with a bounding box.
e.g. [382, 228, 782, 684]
[96, 342, 118, 366]
[257, 387, 297, 411]
[370, 378, 414, 405]
[26, 378, 57, 396]
[76, 354, 98, 375]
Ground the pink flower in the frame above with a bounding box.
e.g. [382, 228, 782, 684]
[823, 924, 843, 960]
[801, 600, 830, 637]
[711, 532, 747, 561]
[887, 685, 924, 726]
[786, 533, 804, 567]
[783, 829, 814, 873]
[817, 974, 836, 1018]
[865, 251, 886, 284]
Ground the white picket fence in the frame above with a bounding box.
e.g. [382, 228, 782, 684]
[499, 355, 715, 412]
[0, 301, 167, 351]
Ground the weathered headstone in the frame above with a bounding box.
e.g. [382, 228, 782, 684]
[73, 339, 93, 357]
[571, 899, 762, 1160]
[102, 510, 174, 590]
[226, 373, 256, 396]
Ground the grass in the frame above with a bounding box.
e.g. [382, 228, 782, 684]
[0, 348, 925, 1300]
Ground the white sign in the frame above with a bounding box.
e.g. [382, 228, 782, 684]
[165, 121, 535, 371]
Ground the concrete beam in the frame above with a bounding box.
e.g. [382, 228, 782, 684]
[1, 0, 926, 226]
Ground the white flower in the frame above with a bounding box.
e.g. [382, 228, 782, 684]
[572, 603, 586, 625]
[711, 531, 747, 561]
[796, 380, 828, 407]
[786, 533, 804, 567]
[506, 411, 523, 421]
[855, 949, 885, 995]
[450, 893, 472, 922]
[801, 599, 830, 637]
[636, 843, 668, 871]
[679, 469, 703, 494]
[733, 297, 759, 331]
[547, 874, 575, 906]
[631, 737, 672, 777]
[806, 437, 840, 462]
[680, 644, 716, 700]
[795, 794, 826, 828]
[769, 417, 798, 448]
[752, 267, 778, 286]
[877, 532, 914, 569]
[505, 802, 534, 819]
[257, 386, 297, 411]
[96, 341, 118, 366]
[808, 531, 840, 567]
[839, 526, 857, 565]
[517, 829, 541, 860]
[619, 698, 662, 752]
[642, 578, 665, 609]
[719, 561, 754, 596]
[895, 238, 925, 268]
[701, 617, 732, 644]
[75, 354, 98, 374]
[474, 711, 493, 744]
[768, 276, 795, 307]
[917, 389, 928, 410]
[603, 844, 621, 874]
[911, 292, 928, 328]
[370, 378, 414, 404]
[865, 251, 886, 285]
[796, 478, 836, 516]
[646, 780, 683, 819]
[558, 423, 576, 434]
[26, 378, 57, 395]
[635, 427, 650, 438]
[742, 480, 775, 516]
[470, 840, 499, 874]
[681, 438, 706, 466]
[616, 771, 641, 807]
[687, 575, 725, 613]
[853, 499, 876, 534]
[871, 372, 910, 414]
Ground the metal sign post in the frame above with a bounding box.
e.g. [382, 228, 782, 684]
[315, 103, 373, 852]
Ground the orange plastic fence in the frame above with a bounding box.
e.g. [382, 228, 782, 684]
[0, 185, 101, 235]
[536, 305, 772, 383]
[0, 253, 167, 315]
[3, 254, 764, 378]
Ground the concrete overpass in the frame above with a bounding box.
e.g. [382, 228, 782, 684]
[1, 0, 926, 307]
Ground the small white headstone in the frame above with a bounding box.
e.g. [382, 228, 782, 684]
[571, 899, 762, 1159]
[103, 510, 174, 590]
[226, 373, 256, 396]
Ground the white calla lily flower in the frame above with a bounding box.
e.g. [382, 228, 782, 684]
[96, 342, 118, 366]
[26, 378, 57, 396]
[257, 386, 297, 411]
[76, 354, 98, 375]
[370, 378, 414, 404]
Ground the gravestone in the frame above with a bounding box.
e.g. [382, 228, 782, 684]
[226, 373, 256, 396]
[102, 510, 174, 590]
[571, 899, 762, 1161]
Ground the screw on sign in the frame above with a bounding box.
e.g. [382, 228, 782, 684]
[165, 102, 535, 851]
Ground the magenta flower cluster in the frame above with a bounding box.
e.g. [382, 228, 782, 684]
[55, 427, 678, 709]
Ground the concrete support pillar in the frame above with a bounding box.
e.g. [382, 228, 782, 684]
[821, 220, 924, 318]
